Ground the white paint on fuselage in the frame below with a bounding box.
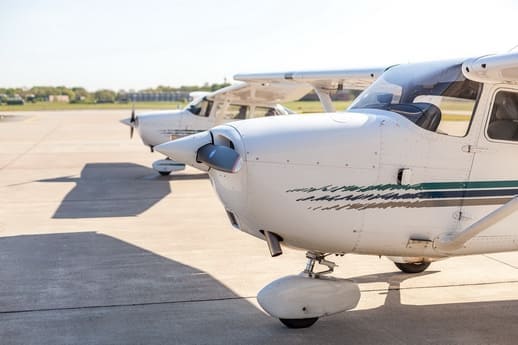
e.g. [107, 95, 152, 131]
[208, 104, 518, 259]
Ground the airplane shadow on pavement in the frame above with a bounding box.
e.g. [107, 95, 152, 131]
[37, 162, 207, 219]
[0, 232, 268, 345]
[2, 232, 518, 344]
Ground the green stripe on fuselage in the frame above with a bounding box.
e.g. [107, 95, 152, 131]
[419, 180, 518, 190]
[287, 180, 518, 194]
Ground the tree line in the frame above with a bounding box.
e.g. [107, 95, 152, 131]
[0, 83, 231, 104]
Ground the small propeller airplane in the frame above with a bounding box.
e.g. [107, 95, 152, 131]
[121, 82, 310, 175]
[155, 51, 518, 329]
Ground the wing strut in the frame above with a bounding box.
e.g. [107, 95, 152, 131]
[314, 88, 335, 113]
[434, 196, 518, 252]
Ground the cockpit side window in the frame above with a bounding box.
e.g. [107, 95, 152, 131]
[413, 92, 478, 137]
[188, 99, 213, 117]
[487, 90, 518, 142]
[217, 104, 249, 120]
[252, 106, 278, 118]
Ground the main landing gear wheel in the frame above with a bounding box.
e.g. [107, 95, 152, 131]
[280, 317, 319, 329]
[394, 261, 431, 273]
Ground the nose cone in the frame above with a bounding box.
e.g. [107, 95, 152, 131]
[157, 125, 248, 236]
[154, 130, 213, 170]
[120, 117, 134, 127]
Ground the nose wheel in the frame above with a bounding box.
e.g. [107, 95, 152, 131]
[279, 317, 319, 329]
[394, 261, 431, 273]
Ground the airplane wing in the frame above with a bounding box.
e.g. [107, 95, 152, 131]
[189, 91, 211, 101]
[463, 52, 518, 84]
[207, 82, 313, 105]
[234, 67, 387, 112]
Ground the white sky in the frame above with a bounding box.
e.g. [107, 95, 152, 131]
[1, 0, 517, 90]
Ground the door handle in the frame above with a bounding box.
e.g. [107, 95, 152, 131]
[397, 168, 412, 185]
[462, 145, 488, 153]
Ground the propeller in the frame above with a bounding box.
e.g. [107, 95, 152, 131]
[129, 103, 136, 138]
[196, 143, 242, 173]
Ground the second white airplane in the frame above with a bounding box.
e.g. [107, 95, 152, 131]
[121, 82, 309, 175]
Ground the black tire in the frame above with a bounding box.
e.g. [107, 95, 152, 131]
[279, 317, 319, 329]
[394, 261, 431, 274]
[158, 171, 171, 176]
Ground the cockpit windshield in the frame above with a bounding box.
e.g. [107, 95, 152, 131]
[349, 60, 481, 136]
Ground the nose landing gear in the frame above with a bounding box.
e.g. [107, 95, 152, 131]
[152, 158, 186, 176]
[257, 251, 360, 329]
[304, 252, 338, 278]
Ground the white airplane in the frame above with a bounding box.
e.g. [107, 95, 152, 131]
[154, 51, 518, 329]
[121, 83, 309, 175]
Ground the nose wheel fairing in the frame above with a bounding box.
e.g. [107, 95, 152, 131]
[152, 159, 186, 175]
[257, 253, 360, 328]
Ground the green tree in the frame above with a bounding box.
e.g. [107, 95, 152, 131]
[56, 86, 75, 101]
[71, 87, 93, 103]
[94, 89, 116, 103]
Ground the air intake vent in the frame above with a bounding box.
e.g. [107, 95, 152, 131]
[226, 210, 239, 229]
[214, 134, 234, 149]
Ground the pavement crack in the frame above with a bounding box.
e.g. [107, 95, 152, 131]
[360, 279, 518, 293]
[0, 122, 62, 171]
[5, 280, 518, 316]
[0, 296, 257, 315]
[483, 254, 518, 269]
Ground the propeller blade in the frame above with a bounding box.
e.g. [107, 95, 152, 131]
[196, 144, 242, 173]
[129, 105, 136, 139]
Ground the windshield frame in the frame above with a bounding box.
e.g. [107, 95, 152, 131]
[348, 60, 482, 137]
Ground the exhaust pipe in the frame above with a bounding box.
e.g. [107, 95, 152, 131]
[263, 231, 283, 257]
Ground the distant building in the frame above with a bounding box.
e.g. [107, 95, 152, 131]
[49, 95, 70, 103]
[120, 91, 190, 103]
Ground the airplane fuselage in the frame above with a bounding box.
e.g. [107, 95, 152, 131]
[210, 103, 518, 257]
[154, 54, 518, 327]
[200, 83, 518, 260]
[134, 109, 214, 148]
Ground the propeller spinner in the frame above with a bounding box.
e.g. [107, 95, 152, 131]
[154, 130, 242, 174]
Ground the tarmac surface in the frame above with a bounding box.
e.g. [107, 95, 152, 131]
[2, 110, 518, 344]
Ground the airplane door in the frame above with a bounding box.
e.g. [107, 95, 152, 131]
[464, 87, 518, 247]
[359, 108, 479, 254]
